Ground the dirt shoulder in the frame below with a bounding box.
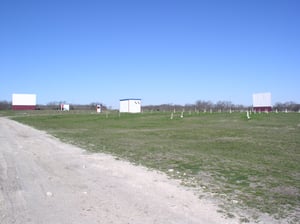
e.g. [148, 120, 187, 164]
[0, 117, 242, 224]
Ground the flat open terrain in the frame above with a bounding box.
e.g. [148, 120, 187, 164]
[3, 110, 300, 223]
[0, 116, 237, 224]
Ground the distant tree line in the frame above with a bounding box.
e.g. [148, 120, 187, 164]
[143, 100, 248, 112]
[41, 102, 107, 111]
[273, 101, 300, 112]
[0, 101, 107, 111]
[142, 100, 300, 112]
[1, 100, 299, 112]
[0, 101, 11, 110]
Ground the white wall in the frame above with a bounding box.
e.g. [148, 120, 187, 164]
[12, 94, 37, 106]
[120, 99, 141, 113]
[253, 92, 272, 107]
[120, 100, 129, 113]
[61, 104, 70, 111]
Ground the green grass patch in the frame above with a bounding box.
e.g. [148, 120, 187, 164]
[4, 110, 300, 221]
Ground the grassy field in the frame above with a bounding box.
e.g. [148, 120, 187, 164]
[3, 110, 300, 222]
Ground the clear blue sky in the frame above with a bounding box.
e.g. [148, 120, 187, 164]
[1, 0, 299, 108]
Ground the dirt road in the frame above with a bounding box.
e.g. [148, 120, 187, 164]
[0, 117, 239, 224]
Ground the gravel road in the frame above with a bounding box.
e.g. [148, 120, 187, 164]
[0, 117, 239, 224]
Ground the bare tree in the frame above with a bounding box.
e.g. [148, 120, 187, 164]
[274, 101, 300, 112]
[0, 101, 11, 110]
[195, 100, 213, 111]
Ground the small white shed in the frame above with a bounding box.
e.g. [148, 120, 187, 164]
[60, 104, 70, 111]
[119, 99, 141, 113]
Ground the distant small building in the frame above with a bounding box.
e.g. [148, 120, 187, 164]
[60, 104, 70, 111]
[119, 99, 141, 113]
[253, 92, 272, 112]
[12, 94, 37, 110]
[96, 104, 101, 113]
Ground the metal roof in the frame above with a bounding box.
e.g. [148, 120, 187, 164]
[119, 98, 141, 101]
